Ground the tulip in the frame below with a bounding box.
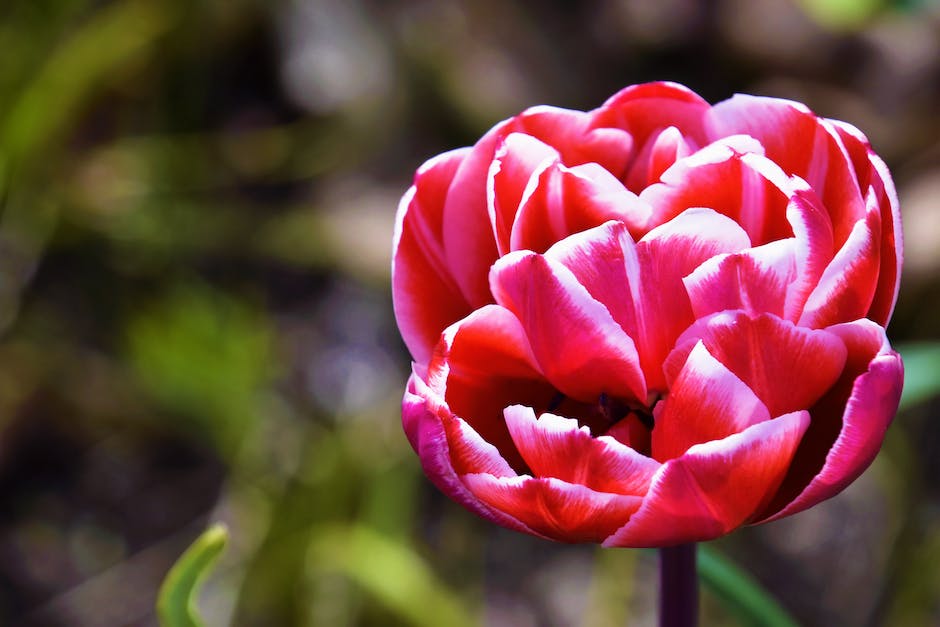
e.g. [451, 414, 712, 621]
[392, 82, 903, 551]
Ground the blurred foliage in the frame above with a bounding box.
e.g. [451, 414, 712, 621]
[0, 0, 938, 626]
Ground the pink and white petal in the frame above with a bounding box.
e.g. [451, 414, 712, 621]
[705, 95, 822, 183]
[543, 221, 639, 336]
[441, 118, 523, 307]
[594, 82, 711, 148]
[625, 125, 697, 192]
[799, 205, 881, 329]
[504, 405, 661, 496]
[667, 312, 847, 417]
[652, 342, 772, 461]
[603, 410, 810, 547]
[488, 133, 560, 255]
[463, 473, 644, 543]
[684, 239, 798, 319]
[490, 250, 647, 403]
[782, 188, 835, 322]
[640, 142, 792, 243]
[862, 152, 903, 326]
[633, 208, 751, 391]
[510, 163, 651, 253]
[393, 148, 475, 364]
[429, 305, 552, 472]
[402, 373, 535, 535]
[756, 319, 902, 522]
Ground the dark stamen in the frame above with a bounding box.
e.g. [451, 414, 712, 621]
[547, 391, 566, 412]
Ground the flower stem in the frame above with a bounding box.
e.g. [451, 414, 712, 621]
[659, 543, 698, 627]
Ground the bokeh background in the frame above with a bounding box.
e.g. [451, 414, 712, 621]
[0, 0, 938, 625]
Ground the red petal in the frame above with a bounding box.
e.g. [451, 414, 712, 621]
[594, 82, 710, 149]
[490, 250, 647, 403]
[684, 239, 797, 319]
[652, 342, 772, 461]
[633, 208, 750, 391]
[782, 189, 835, 322]
[488, 133, 559, 255]
[603, 411, 810, 547]
[666, 312, 847, 417]
[393, 149, 475, 364]
[799, 205, 881, 329]
[625, 125, 697, 192]
[640, 140, 794, 244]
[757, 319, 902, 522]
[462, 473, 643, 543]
[511, 163, 651, 252]
[504, 405, 660, 496]
[428, 305, 552, 472]
[402, 373, 534, 535]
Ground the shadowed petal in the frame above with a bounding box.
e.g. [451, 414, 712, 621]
[428, 305, 552, 472]
[603, 411, 810, 547]
[504, 405, 660, 496]
[756, 319, 902, 522]
[463, 474, 643, 543]
[402, 373, 534, 535]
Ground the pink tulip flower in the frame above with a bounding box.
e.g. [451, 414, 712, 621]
[392, 82, 903, 547]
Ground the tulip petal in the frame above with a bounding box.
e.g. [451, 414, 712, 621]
[640, 140, 793, 244]
[666, 312, 847, 417]
[488, 133, 560, 255]
[652, 342, 772, 461]
[490, 250, 647, 403]
[799, 205, 881, 329]
[462, 473, 644, 543]
[392, 148, 476, 364]
[428, 304, 553, 472]
[757, 319, 902, 522]
[402, 373, 535, 535]
[504, 405, 661, 496]
[603, 410, 810, 547]
[511, 162, 652, 252]
[633, 208, 751, 391]
[595, 82, 710, 149]
[684, 238, 798, 319]
[782, 189, 835, 321]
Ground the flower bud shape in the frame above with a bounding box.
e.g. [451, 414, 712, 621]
[392, 82, 903, 546]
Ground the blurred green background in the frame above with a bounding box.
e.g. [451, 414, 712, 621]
[0, 0, 938, 625]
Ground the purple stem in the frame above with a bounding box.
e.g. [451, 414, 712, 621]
[659, 543, 698, 627]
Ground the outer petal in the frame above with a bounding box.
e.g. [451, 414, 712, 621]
[757, 319, 902, 522]
[428, 304, 552, 472]
[503, 405, 660, 496]
[828, 120, 903, 324]
[704, 95, 866, 247]
[603, 411, 810, 547]
[652, 342, 771, 461]
[402, 372, 535, 535]
[462, 474, 643, 543]
[490, 250, 647, 403]
[665, 312, 847, 417]
[392, 149, 475, 364]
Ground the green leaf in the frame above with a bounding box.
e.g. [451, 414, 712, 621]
[896, 342, 940, 411]
[699, 545, 799, 627]
[157, 524, 229, 627]
[309, 525, 476, 627]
